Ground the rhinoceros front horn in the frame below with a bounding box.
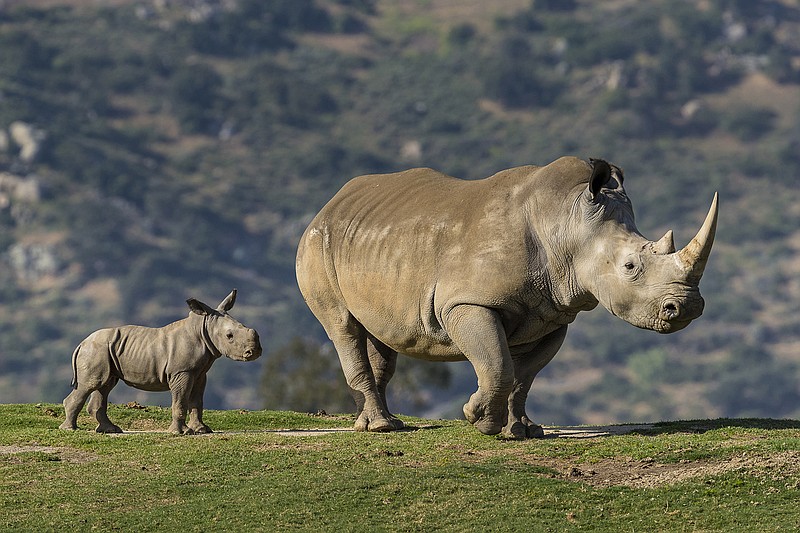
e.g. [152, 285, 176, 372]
[677, 192, 718, 282]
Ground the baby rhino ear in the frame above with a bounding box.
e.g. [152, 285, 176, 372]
[187, 298, 215, 316]
[217, 289, 237, 313]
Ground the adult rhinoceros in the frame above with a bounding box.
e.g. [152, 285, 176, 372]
[296, 157, 717, 438]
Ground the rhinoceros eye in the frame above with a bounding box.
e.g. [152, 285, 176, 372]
[622, 256, 642, 278]
[226, 331, 234, 341]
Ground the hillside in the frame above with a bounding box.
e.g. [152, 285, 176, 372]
[0, 0, 798, 424]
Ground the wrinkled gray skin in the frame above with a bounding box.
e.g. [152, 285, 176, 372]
[296, 157, 718, 438]
[60, 290, 262, 434]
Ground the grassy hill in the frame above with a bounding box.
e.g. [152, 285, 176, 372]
[1, 404, 799, 531]
[0, 0, 798, 424]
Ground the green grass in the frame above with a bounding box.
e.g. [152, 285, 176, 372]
[1, 405, 799, 531]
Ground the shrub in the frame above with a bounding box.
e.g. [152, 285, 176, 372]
[168, 63, 225, 134]
[721, 107, 777, 141]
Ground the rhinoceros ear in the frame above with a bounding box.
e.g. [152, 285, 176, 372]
[217, 289, 237, 313]
[588, 158, 612, 200]
[611, 163, 624, 184]
[187, 298, 214, 316]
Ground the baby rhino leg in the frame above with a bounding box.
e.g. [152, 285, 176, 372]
[168, 372, 195, 435]
[187, 374, 212, 434]
[87, 380, 122, 433]
[60, 387, 92, 430]
[60, 342, 120, 432]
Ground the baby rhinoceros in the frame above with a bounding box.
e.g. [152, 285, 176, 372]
[59, 289, 261, 434]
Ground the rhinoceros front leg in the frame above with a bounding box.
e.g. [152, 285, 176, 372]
[187, 373, 212, 434]
[444, 305, 513, 435]
[504, 326, 568, 439]
[168, 372, 195, 435]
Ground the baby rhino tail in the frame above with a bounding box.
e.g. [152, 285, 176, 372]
[69, 344, 80, 389]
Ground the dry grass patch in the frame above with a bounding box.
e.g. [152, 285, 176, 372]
[0, 445, 98, 464]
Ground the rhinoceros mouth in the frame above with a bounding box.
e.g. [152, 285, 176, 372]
[223, 346, 262, 362]
[652, 318, 691, 334]
[629, 309, 693, 333]
[241, 345, 263, 361]
[660, 294, 703, 332]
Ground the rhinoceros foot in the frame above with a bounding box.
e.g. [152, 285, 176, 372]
[59, 421, 78, 431]
[189, 423, 213, 434]
[95, 423, 123, 434]
[463, 394, 505, 436]
[168, 422, 196, 435]
[354, 409, 404, 432]
[503, 417, 545, 440]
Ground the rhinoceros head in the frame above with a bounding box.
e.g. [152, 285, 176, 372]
[187, 289, 263, 360]
[574, 159, 718, 333]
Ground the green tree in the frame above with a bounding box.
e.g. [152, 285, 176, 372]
[169, 63, 224, 134]
[261, 337, 452, 415]
[261, 337, 353, 413]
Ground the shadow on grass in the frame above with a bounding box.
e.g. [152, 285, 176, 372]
[110, 424, 446, 436]
[540, 418, 800, 439]
[634, 418, 800, 435]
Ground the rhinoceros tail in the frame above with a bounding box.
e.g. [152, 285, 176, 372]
[69, 344, 80, 389]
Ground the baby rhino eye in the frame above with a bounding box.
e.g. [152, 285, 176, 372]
[624, 261, 635, 270]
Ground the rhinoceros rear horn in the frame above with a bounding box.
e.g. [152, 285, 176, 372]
[677, 193, 718, 282]
[652, 230, 676, 255]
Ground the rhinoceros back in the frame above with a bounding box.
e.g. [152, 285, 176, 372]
[74, 322, 194, 391]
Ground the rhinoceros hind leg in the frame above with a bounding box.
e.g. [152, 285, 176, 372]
[366, 334, 405, 431]
[297, 234, 400, 432]
[502, 326, 568, 439]
[60, 388, 92, 430]
[326, 315, 398, 433]
[88, 385, 123, 433]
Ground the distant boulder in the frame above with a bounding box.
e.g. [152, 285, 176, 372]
[7, 241, 63, 282]
[9, 121, 46, 163]
[0, 172, 41, 208]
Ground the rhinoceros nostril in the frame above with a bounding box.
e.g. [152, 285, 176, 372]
[662, 301, 680, 320]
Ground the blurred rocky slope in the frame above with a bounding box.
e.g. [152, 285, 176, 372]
[0, 0, 798, 423]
